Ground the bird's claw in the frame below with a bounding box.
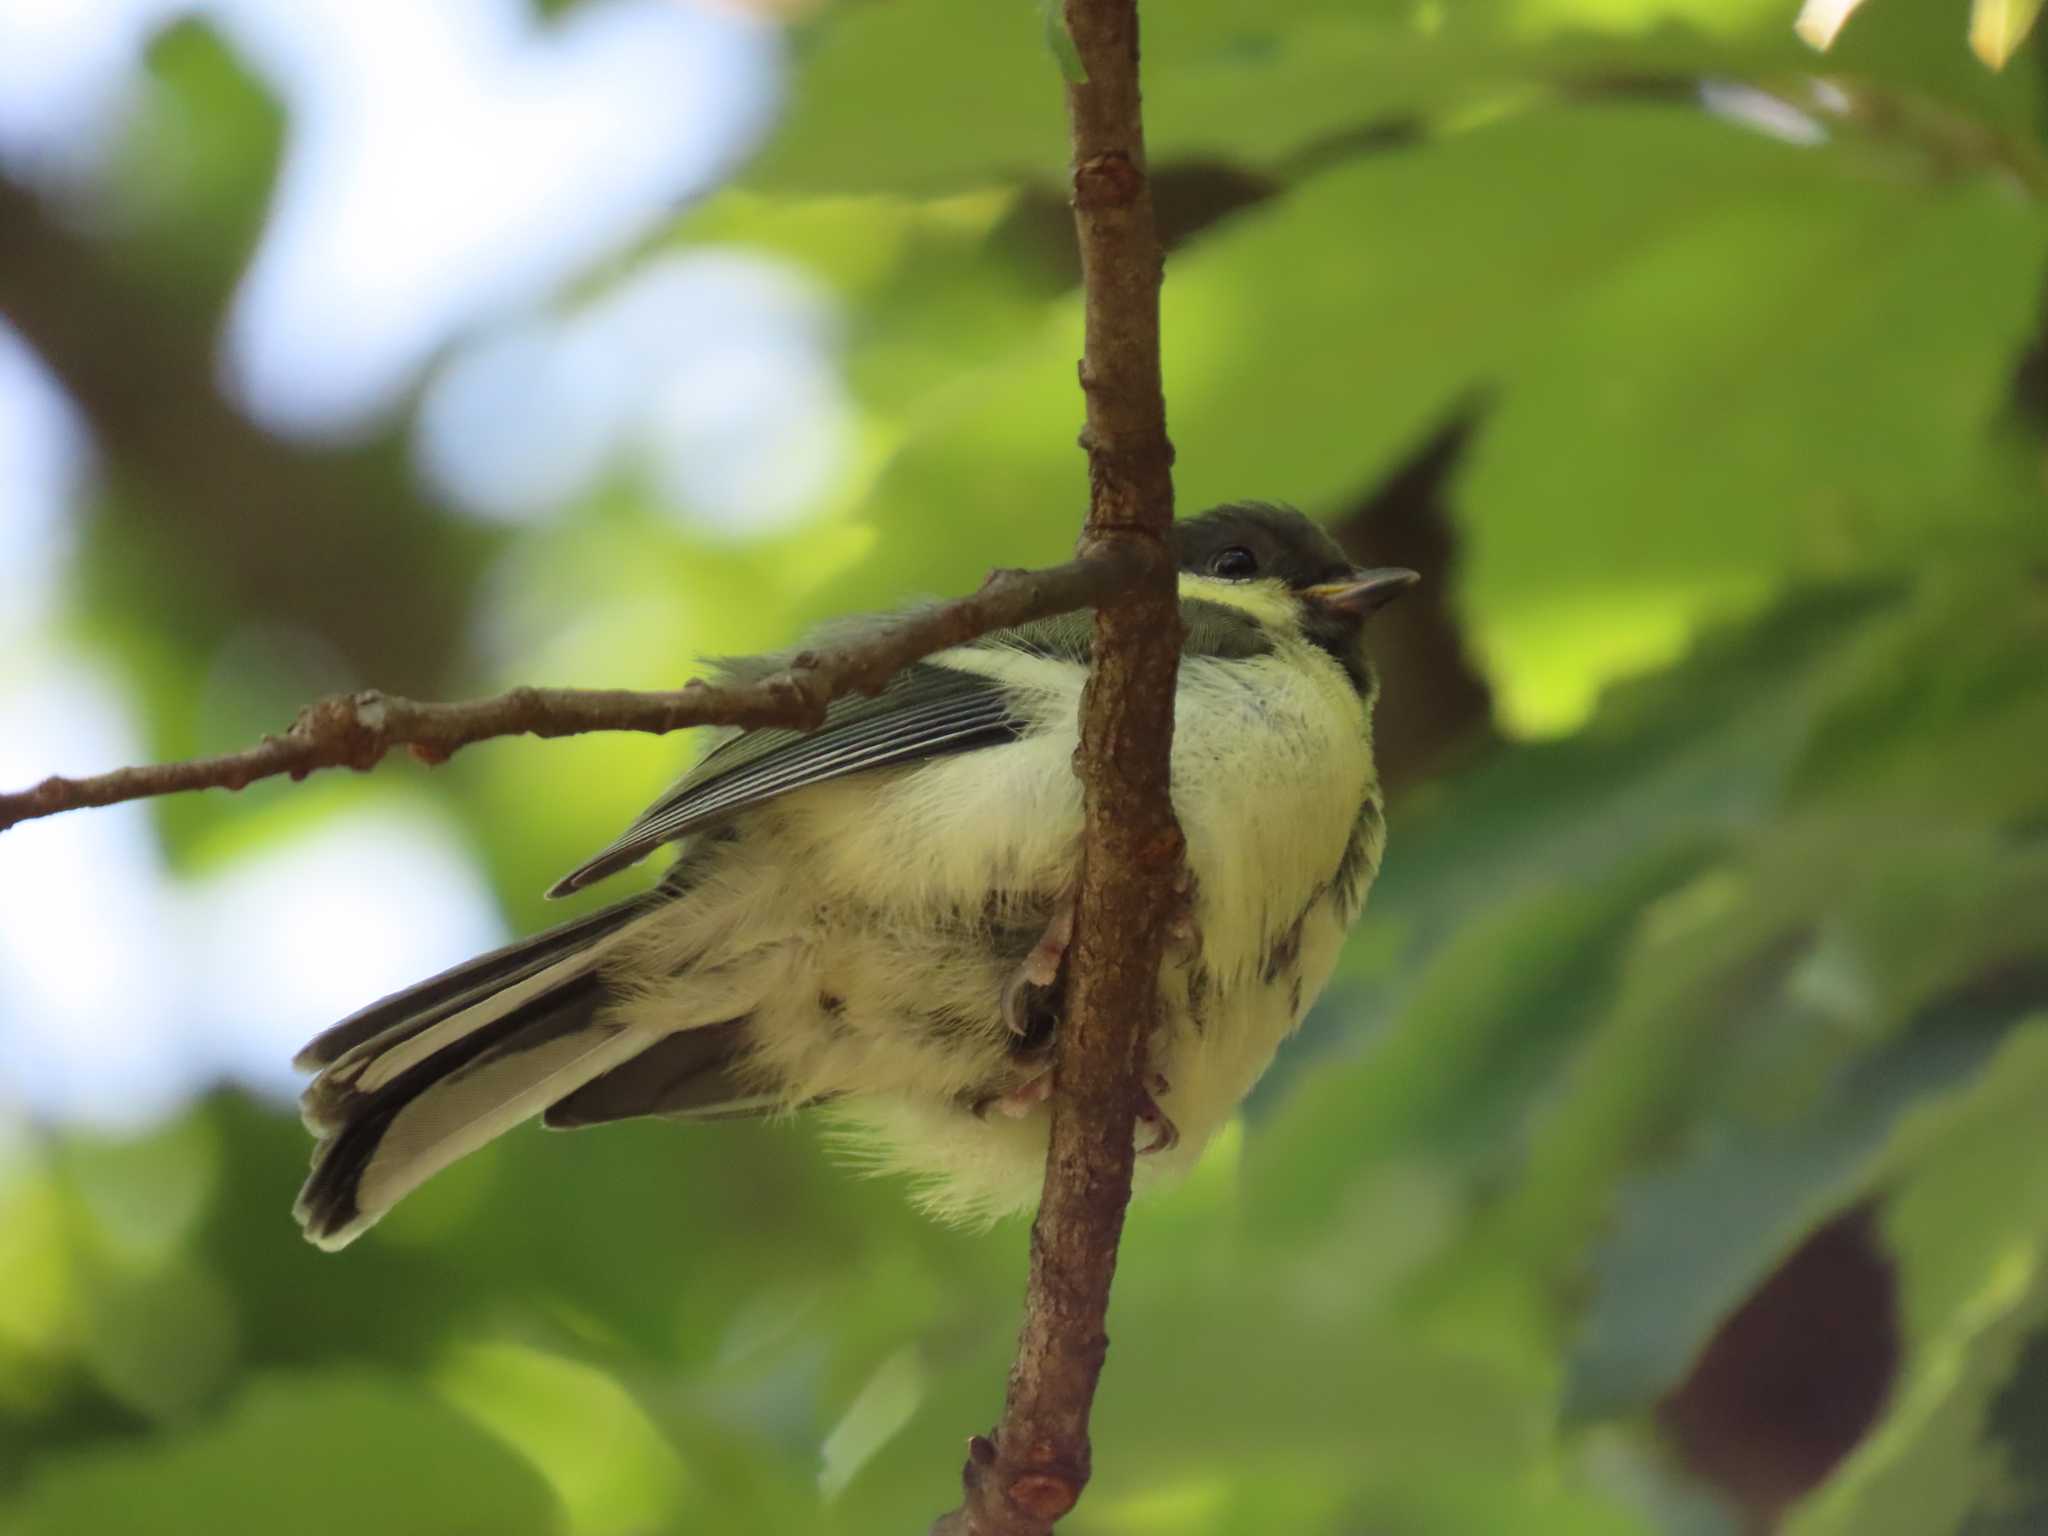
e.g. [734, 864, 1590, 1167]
[972, 1071, 1173, 1149]
[1137, 1072, 1177, 1155]
[974, 1072, 1053, 1121]
[1002, 899, 1075, 1038]
[1166, 868, 1201, 961]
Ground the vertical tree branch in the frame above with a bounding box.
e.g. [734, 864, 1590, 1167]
[935, 0, 1181, 1531]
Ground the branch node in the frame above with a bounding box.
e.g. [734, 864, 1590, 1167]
[979, 567, 1027, 594]
[1008, 1472, 1082, 1522]
[1072, 151, 1142, 210]
[352, 688, 390, 728]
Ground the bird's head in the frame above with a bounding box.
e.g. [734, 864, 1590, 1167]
[1171, 502, 1418, 695]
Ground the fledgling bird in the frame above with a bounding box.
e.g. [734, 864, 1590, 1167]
[292, 503, 1415, 1249]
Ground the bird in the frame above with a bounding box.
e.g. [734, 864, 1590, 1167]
[292, 503, 1416, 1250]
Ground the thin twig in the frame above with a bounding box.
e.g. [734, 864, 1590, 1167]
[0, 553, 1138, 834]
[933, 0, 1181, 1530]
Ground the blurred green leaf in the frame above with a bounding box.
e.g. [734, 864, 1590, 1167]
[1788, 1017, 2048, 1536]
[811, 104, 2043, 730]
[818, 1345, 925, 1500]
[754, 0, 2043, 196]
[1040, 0, 1088, 84]
[7, 1370, 557, 1536]
[118, 20, 285, 311]
[1567, 1006, 2048, 1423]
[433, 1341, 689, 1536]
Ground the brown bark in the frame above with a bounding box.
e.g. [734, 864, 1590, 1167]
[932, 0, 1181, 1531]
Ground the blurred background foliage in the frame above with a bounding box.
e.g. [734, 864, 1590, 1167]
[1, 0, 2045, 1531]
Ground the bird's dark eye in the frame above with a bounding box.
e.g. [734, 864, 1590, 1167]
[1209, 546, 1259, 580]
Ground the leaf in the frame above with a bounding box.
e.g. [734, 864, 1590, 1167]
[1458, 154, 2048, 732]
[1567, 1012, 2046, 1422]
[807, 105, 2045, 731]
[1249, 581, 1904, 1243]
[752, 0, 2041, 196]
[1970, 0, 2048, 68]
[6, 1370, 557, 1536]
[1795, 0, 1873, 51]
[1959, 1326, 2048, 1532]
[1039, 0, 1087, 84]
[432, 1342, 689, 1536]
[1787, 1018, 2048, 1536]
[1791, 1259, 2048, 1536]
[818, 1346, 926, 1500]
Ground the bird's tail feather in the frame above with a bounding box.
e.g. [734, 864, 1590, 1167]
[294, 897, 660, 1251]
[294, 898, 647, 1078]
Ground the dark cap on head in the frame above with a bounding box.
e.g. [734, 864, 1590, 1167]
[1172, 502, 1356, 590]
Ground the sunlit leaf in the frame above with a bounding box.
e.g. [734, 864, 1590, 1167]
[8, 1371, 556, 1536]
[1795, 0, 1872, 51]
[818, 1345, 926, 1500]
[433, 1342, 689, 1536]
[1971, 0, 2048, 68]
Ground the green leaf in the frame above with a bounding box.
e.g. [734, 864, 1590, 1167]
[818, 1345, 926, 1500]
[1567, 1010, 2045, 1422]
[1039, 0, 1087, 83]
[1788, 1018, 2048, 1536]
[811, 105, 2045, 730]
[433, 1342, 689, 1536]
[752, 0, 2042, 196]
[6, 1370, 557, 1536]
[1457, 149, 2048, 733]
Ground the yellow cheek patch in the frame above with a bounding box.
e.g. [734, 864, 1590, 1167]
[1176, 573, 1296, 630]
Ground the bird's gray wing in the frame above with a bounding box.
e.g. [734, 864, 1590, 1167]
[547, 656, 1041, 897]
[545, 598, 1267, 899]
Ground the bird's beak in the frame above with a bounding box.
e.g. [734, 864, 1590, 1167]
[1304, 567, 1421, 618]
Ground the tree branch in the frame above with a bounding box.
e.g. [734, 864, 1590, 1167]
[935, 0, 1181, 1530]
[0, 553, 1138, 834]
[10, 5, 1179, 1520]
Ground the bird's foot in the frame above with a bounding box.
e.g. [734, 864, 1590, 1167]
[974, 1072, 1053, 1121]
[1137, 1071, 1178, 1155]
[1166, 868, 1201, 963]
[971, 1070, 1173, 1147]
[1002, 899, 1075, 1039]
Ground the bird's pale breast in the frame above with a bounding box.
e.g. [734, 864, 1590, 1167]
[606, 630, 1380, 1223]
